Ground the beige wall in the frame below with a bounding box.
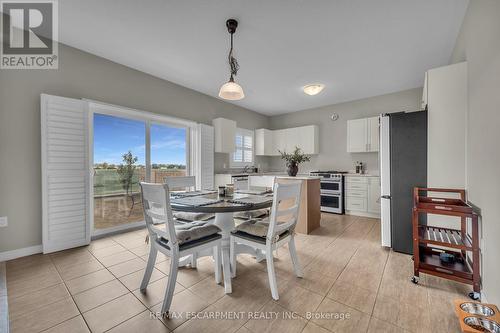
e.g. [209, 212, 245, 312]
[0, 43, 269, 253]
[450, 0, 500, 304]
[267, 88, 422, 174]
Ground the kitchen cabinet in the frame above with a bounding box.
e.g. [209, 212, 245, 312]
[345, 175, 380, 217]
[255, 125, 318, 156]
[255, 129, 274, 156]
[293, 125, 318, 154]
[273, 129, 287, 154]
[347, 119, 368, 152]
[368, 117, 379, 152]
[346, 117, 379, 152]
[213, 118, 236, 153]
[367, 177, 381, 214]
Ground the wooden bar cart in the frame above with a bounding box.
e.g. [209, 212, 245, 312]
[412, 187, 481, 300]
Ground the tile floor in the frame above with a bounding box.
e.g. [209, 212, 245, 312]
[5, 214, 471, 333]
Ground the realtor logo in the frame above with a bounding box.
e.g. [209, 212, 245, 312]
[1, 0, 58, 69]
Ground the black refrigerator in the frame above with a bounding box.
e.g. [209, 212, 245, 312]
[379, 111, 427, 254]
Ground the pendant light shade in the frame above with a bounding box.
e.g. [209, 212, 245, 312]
[219, 78, 245, 100]
[219, 19, 244, 100]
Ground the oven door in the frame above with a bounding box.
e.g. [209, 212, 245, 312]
[320, 193, 342, 214]
[320, 180, 341, 192]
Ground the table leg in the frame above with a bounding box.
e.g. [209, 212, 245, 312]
[212, 212, 270, 291]
[178, 256, 192, 267]
[214, 212, 234, 294]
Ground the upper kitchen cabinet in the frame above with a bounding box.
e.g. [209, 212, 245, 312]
[255, 125, 319, 156]
[368, 117, 379, 152]
[294, 125, 319, 154]
[255, 129, 274, 156]
[347, 116, 379, 152]
[213, 117, 236, 153]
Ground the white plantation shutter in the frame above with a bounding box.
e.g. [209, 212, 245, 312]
[41, 94, 90, 253]
[232, 128, 253, 165]
[197, 124, 214, 190]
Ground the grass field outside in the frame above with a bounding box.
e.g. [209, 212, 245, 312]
[93, 168, 185, 229]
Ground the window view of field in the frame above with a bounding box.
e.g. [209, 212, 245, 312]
[93, 114, 187, 230]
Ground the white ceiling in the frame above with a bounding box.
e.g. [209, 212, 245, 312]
[59, 0, 468, 115]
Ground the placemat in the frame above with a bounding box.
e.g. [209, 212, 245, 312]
[171, 190, 217, 198]
[171, 197, 222, 207]
[229, 196, 273, 205]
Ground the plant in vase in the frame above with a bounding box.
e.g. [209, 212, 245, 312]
[278, 146, 311, 177]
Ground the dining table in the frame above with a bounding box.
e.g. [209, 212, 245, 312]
[170, 190, 274, 293]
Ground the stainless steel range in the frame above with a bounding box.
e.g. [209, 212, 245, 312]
[309, 171, 347, 214]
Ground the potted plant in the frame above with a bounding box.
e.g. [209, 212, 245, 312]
[279, 146, 311, 177]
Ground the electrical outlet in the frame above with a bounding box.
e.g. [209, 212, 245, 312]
[0, 216, 7, 227]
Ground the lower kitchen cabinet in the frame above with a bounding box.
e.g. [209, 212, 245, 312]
[345, 175, 380, 218]
[367, 177, 381, 214]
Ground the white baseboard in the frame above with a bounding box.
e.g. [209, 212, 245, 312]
[0, 245, 43, 262]
[345, 210, 381, 219]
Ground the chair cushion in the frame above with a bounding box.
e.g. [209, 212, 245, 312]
[232, 230, 291, 245]
[173, 212, 215, 222]
[233, 218, 270, 237]
[173, 220, 221, 244]
[233, 208, 269, 220]
[159, 233, 222, 251]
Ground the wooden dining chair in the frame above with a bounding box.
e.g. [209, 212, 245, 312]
[229, 181, 303, 300]
[139, 182, 227, 316]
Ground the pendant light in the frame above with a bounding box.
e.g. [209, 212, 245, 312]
[219, 19, 245, 100]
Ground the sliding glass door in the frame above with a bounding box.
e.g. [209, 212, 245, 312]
[92, 113, 189, 234]
[150, 123, 188, 183]
[93, 114, 146, 231]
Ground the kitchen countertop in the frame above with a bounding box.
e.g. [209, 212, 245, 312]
[274, 175, 321, 180]
[345, 173, 380, 177]
[215, 172, 321, 180]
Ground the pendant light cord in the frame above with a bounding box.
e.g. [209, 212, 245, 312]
[228, 32, 239, 80]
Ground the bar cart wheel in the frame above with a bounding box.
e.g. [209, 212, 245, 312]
[411, 276, 419, 284]
[469, 292, 481, 301]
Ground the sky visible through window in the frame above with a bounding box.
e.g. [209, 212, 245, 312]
[93, 114, 186, 166]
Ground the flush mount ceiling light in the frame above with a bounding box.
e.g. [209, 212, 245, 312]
[303, 84, 325, 96]
[219, 19, 245, 101]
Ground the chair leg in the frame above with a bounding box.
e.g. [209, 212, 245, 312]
[213, 246, 221, 284]
[161, 253, 179, 316]
[265, 245, 279, 300]
[288, 236, 303, 278]
[190, 253, 198, 268]
[221, 246, 232, 294]
[140, 244, 158, 292]
[229, 237, 236, 278]
[255, 249, 265, 263]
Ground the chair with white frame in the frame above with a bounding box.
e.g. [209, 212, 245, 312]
[164, 176, 209, 223]
[163, 176, 215, 267]
[229, 181, 303, 300]
[163, 176, 196, 192]
[139, 182, 228, 316]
